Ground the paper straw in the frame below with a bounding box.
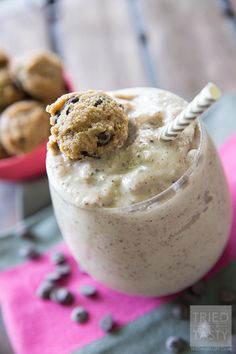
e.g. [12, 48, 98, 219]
[159, 83, 221, 141]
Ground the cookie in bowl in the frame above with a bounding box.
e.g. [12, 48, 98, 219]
[0, 100, 50, 155]
[11, 51, 66, 104]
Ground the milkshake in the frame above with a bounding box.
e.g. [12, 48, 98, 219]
[46, 87, 232, 297]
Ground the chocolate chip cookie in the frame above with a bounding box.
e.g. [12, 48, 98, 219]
[0, 100, 50, 155]
[11, 51, 66, 103]
[0, 69, 24, 111]
[46, 90, 129, 159]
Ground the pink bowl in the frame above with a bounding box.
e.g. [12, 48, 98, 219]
[0, 76, 73, 181]
[0, 142, 47, 181]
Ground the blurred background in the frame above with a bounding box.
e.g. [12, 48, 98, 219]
[1, 0, 236, 100]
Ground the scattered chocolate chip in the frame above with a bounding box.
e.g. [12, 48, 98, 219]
[219, 289, 236, 304]
[71, 307, 89, 323]
[166, 336, 188, 353]
[97, 132, 112, 146]
[45, 270, 62, 283]
[94, 98, 103, 107]
[19, 246, 39, 260]
[99, 314, 114, 332]
[50, 287, 74, 305]
[16, 227, 34, 239]
[36, 281, 55, 300]
[79, 284, 97, 297]
[172, 303, 189, 320]
[181, 290, 199, 304]
[69, 97, 79, 104]
[57, 264, 72, 276]
[190, 280, 206, 297]
[51, 252, 66, 265]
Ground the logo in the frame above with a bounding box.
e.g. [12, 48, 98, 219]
[190, 305, 232, 350]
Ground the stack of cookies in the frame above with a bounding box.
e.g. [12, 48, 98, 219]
[0, 50, 67, 159]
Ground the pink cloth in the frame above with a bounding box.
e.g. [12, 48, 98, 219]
[0, 133, 236, 354]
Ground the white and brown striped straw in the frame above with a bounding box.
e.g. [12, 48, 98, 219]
[159, 83, 221, 141]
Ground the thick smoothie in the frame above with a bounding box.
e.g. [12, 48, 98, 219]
[46, 87, 232, 296]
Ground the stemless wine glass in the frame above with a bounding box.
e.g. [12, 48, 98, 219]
[47, 119, 232, 297]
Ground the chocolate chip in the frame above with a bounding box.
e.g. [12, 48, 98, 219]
[219, 288, 236, 304]
[190, 280, 206, 297]
[52, 115, 59, 124]
[36, 281, 55, 299]
[166, 336, 188, 353]
[172, 303, 189, 320]
[16, 227, 34, 239]
[51, 252, 66, 265]
[45, 271, 62, 283]
[81, 151, 100, 159]
[97, 131, 111, 146]
[66, 106, 71, 115]
[94, 98, 103, 107]
[19, 246, 40, 260]
[79, 284, 97, 297]
[52, 110, 61, 124]
[69, 97, 79, 104]
[99, 314, 114, 332]
[56, 264, 72, 276]
[50, 287, 74, 305]
[54, 109, 60, 116]
[71, 307, 89, 323]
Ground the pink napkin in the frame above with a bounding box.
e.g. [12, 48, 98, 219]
[0, 133, 236, 354]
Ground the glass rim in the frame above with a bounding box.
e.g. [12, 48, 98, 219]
[48, 120, 205, 214]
